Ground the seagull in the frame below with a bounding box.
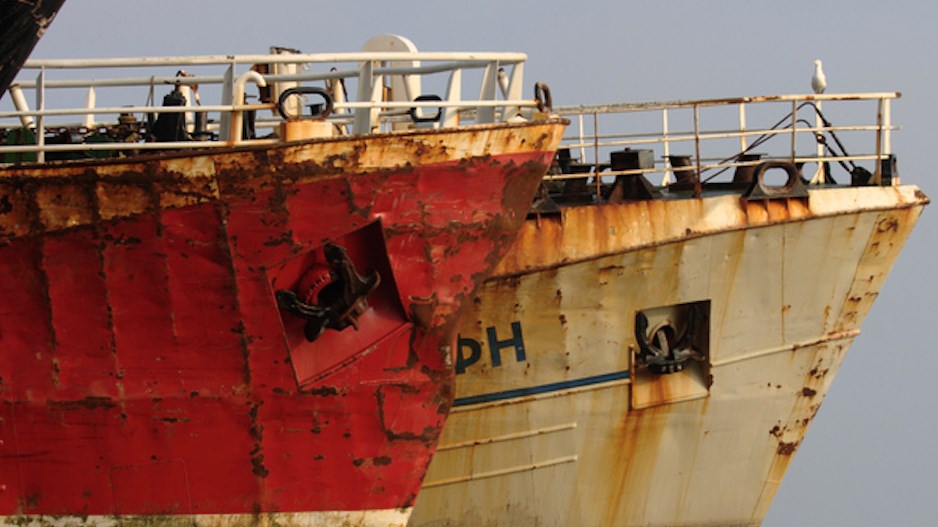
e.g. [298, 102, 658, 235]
[811, 59, 827, 94]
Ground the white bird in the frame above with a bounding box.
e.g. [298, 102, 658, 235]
[811, 59, 827, 94]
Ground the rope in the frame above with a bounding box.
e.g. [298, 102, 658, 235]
[701, 102, 852, 184]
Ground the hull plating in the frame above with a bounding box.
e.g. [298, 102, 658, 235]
[0, 509, 410, 527]
[0, 121, 566, 523]
[410, 186, 927, 527]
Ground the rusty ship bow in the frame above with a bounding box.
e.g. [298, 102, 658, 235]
[0, 35, 566, 526]
[411, 93, 927, 527]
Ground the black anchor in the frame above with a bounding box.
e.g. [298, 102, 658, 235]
[275, 243, 380, 343]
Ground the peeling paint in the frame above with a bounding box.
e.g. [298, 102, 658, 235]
[0, 120, 566, 522]
[412, 184, 927, 527]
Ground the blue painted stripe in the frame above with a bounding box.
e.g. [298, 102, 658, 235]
[453, 370, 630, 407]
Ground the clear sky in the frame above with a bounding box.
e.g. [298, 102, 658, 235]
[18, 1, 938, 525]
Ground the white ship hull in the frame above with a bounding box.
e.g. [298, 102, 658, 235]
[411, 185, 926, 526]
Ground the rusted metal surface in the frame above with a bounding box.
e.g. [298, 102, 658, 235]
[409, 184, 927, 527]
[409, 92, 923, 526]
[0, 118, 566, 525]
[492, 185, 923, 277]
[0, 510, 411, 527]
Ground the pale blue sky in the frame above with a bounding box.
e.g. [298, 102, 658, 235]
[20, 1, 938, 525]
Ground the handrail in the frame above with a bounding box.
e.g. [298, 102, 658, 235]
[553, 92, 900, 115]
[21, 52, 528, 70]
[546, 92, 900, 202]
[10, 60, 520, 91]
[559, 124, 898, 151]
[0, 40, 545, 163]
[0, 100, 539, 132]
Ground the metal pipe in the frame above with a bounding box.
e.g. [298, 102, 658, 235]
[693, 104, 701, 197]
[229, 70, 267, 145]
[36, 68, 45, 163]
[662, 108, 671, 186]
[8, 84, 34, 129]
[476, 62, 498, 123]
[0, 103, 272, 119]
[82, 86, 96, 129]
[22, 52, 528, 70]
[555, 92, 901, 116]
[593, 112, 600, 201]
[560, 124, 891, 144]
[354, 60, 378, 135]
[874, 97, 884, 185]
[440, 68, 462, 128]
[813, 100, 825, 184]
[883, 98, 892, 154]
[790, 99, 797, 163]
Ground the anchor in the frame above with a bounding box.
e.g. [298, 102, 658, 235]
[635, 304, 705, 374]
[275, 243, 380, 342]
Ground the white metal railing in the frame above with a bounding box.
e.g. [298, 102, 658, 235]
[0, 37, 546, 164]
[548, 92, 900, 199]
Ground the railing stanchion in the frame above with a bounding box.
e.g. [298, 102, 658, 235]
[593, 112, 601, 202]
[883, 97, 892, 155]
[874, 97, 884, 185]
[219, 64, 234, 142]
[790, 99, 797, 164]
[662, 108, 671, 186]
[814, 99, 825, 183]
[36, 67, 45, 163]
[693, 104, 701, 198]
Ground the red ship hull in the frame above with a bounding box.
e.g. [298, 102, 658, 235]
[0, 121, 566, 524]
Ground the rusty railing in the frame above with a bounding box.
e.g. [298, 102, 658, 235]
[549, 93, 900, 200]
[0, 41, 545, 163]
